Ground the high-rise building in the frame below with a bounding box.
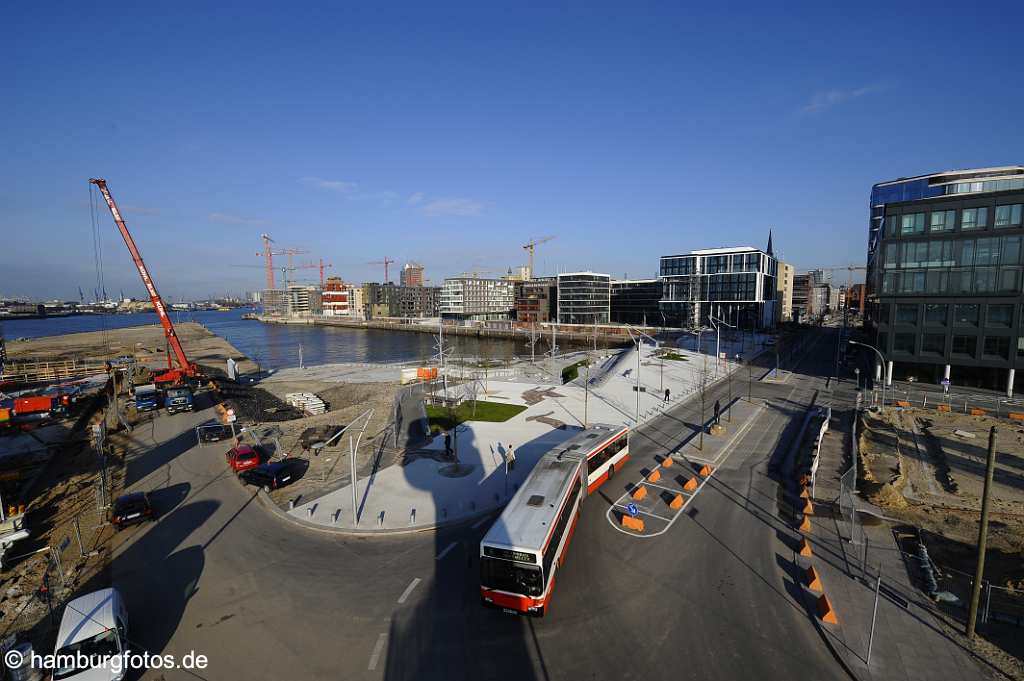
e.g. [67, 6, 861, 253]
[400, 262, 425, 287]
[557, 272, 611, 325]
[777, 262, 794, 322]
[610, 279, 662, 325]
[659, 242, 778, 329]
[515, 278, 557, 324]
[867, 166, 1024, 392]
[440, 277, 516, 322]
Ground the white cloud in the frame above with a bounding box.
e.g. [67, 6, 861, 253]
[408, 192, 425, 205]
[802, 86, 875, 114]
[298, 176, 358, 193]
[348, 190, 400, 203]
[207, 212, 268, 226]
[422, 198, 484, 217]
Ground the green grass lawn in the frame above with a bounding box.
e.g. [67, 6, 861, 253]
[660, 352, 688, 361]
[426, 400, 527, 434]
[561, 359, 590, 384]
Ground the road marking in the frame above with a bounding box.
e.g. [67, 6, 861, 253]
[471, 515, 490, 529]
[367, 632, 387, 670]
[637, 480, 692, 495]
[436, 542, 457, 561]
[613, 504, 673, 522]
[397, 577, 421, 604]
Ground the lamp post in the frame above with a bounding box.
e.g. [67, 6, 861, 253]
[626, 325, 659, 426]
[848, 340, 888, 412]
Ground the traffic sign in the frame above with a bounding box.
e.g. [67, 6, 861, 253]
[626, 503, 638, 517]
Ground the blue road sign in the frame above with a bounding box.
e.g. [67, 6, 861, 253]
[627, 503, 639, 517]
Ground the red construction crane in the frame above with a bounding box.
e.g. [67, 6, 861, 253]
[368, 257, 395, 283]
[89, 178, 199, 385]
[257, 234, 309, 289]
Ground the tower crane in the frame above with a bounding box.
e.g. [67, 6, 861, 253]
[368, 257, 395, 283]
[257, 234, 309, 289]
[522, 236, 555, 280]
[89, 178, 199, 386]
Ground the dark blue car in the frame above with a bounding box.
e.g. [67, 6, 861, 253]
[238, 459, 304, 491]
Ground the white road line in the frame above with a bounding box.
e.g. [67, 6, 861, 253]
[638, 480, 692, 495]
[612, 504, 673, 522]
[436, 542, 457, 561]
[471, 515, 490, 529]
[397, 577, 421, 604]
[368, 632, 387, 671]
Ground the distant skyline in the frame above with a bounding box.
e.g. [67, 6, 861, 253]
[3, 2, 1022, 299]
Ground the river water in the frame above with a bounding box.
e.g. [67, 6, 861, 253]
[0, 309, 551, 369]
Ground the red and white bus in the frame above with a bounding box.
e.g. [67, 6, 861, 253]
[480, 424, 628, 616]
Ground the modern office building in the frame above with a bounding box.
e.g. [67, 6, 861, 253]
[391, 285, 440, 317]
[515, 278, 557, 324]
[777, 262, 794, 322]
[440, 277, 516, 322]
[261, 289, 288, 316]
[610, 279, 662, 325]
[400, 262, 425, 287]
[321, 276, 350, 317]
[557, 272, 611, 325]
[866, 166, 1024, 392]
[659, 241, 778, 329]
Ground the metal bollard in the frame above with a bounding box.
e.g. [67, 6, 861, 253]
[289, 500, 295, 511]
[378, 511, 386, 527]
[333, 509, 341, 524]
[410, 508, 416, 525]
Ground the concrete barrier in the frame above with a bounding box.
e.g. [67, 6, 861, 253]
[798, 515, 812, 532]
[669, 494, 684, 510]
[698, 464, 713, 477]
[631, 486, 648, 501]
[1011, 412, 1024, 421]
[661, 456, 674, 467]
[683, 477, 698, 492]
[798, 537, 812, 557]
[802, 499, 814, 516]
[621, 515, 644, 532]
[970, 408, 987, 416]
[805, 565, 823, 592]
[938, 404, 951, 412]
[647, 469, 661, 483]
[895, 400, 911, 408]
[799, 486, 810, 499]
[817, 594, 838, 624]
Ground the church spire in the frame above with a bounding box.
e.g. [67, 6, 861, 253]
[766, 228, 774, 257]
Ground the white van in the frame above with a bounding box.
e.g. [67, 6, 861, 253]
[53, 587, 129, 681]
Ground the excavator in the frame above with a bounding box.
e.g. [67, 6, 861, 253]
[89, 178, 201, 387]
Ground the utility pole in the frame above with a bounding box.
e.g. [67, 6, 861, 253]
[699, 369, 706, 451]
[967, 426, 998, 639]
[584, 359, 590, 427]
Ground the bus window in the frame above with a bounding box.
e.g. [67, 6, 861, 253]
[481, 558, 542, 597]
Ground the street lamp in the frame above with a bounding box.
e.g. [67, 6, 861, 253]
[848, 340, 888, 412]
[625, 325, 659, 426]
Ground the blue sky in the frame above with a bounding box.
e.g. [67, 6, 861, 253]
[3, 1, 1022, 300]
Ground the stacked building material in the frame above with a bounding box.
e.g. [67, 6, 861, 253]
[285, 392, 327, 415]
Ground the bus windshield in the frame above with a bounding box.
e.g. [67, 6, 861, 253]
[481, 557, 543, 597]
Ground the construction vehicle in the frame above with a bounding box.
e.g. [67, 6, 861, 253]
[90, 179, 201, 387]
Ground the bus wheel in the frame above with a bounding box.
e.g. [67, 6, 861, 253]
[607, 464, 614, 480]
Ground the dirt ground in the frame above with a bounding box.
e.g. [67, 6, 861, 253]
[6, 322, 257, 374]
[858, 407, 1024, 678]
[247, 377, 401, 506]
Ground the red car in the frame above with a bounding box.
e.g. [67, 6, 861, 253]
[226, 445, 262, 473]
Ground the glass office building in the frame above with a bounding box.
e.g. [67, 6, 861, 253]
[867, 166, 1024, 392]
[557, 272, 611, 325]
[610, 279, 662, 325]
[658, 246, 777, 330]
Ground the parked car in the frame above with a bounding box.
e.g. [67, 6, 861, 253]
[109, 492, 155, 530]
[226, 445, 262, 473]
[198, 422, 234, 443]
[239, 459, 303, 491]
[53, 588, 129, 680]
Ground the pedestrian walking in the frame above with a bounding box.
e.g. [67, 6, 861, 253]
[507, 443, 516, 471]
[444, 432, 452, 457]
[714, 399, 721, 425]
[664, 387, 670, 402]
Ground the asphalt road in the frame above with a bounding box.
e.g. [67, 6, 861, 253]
[97, 327, 855, 681]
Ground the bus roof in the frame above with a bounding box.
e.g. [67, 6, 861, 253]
[482, 424, 624, 553]
[546, 423, 625, 460]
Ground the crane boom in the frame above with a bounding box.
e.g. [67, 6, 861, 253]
[89, 178, 196, 382]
